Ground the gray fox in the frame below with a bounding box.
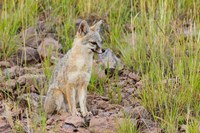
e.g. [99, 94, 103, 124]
[44, 20, 103, 117]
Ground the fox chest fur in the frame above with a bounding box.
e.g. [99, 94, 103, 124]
[56, 44, 94, 88]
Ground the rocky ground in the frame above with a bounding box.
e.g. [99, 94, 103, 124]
[1, 15, 194, 133]
[0, 62, 160, 133]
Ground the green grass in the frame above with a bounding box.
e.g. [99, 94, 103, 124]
[118, 117, 137, 133]
[0, 0, 200, 132]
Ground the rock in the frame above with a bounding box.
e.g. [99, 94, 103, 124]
[35, 63, 42, 69]
[116, 80, 126, 87]
[3, 66, 20, 79]
[46, 113, 71, 132]
[89, 116, 118, 133]
[61, 124, 76, 132]
[37, 21, 46, 31]
[0, 61, 11, 70]
[98, 49, 124, 71]
[0, 116, 12, 133]
[76, 128, 90, 133]
[137, 118, 157, 130]
[123, 87, 135, 94]
[18, 93, 45, 111]
[100, 96, 109, 101]
[19, 27, 35, 39]
[19, 27, 42, 49]
[50, 52, 64, 64]
[19, 67, 44, 76]
[162, 77, 180, 86]
[179, 124, 187, 133]
[14, 47, 40, 65]
[123, 106, 151, 119]
[37, 37, 62, 59]
[135, 81, 143, 89]
[124, 23, 135, 33]
[177, 22, 198, 39]
[36, 19, 58, 34]
[122, 99, 131, 106]
[4, 79, 16, 90]
[97, 100, 110, 110]
[141, 126, 161, 133]
[128, 72, 140, 82]
[92, 60, 106, 79]
[65, 116, 85, 127]
[17, 74, 46, 90]
[133, 88, 142, 98]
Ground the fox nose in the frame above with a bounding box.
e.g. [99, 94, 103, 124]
[97, 47, 103, 54]
[97, 48, 106, 54]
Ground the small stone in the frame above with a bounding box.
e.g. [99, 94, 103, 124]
[50, 52, 64, 64]
[17, 74, 46, 90]
[100, 96, 109, 101]
[128, 72, 140, 82]
[19, 27, 42, 49]
[0, 61, 11, 70]
[124, 23, 135, 33]
[135, 81, 143, 89]
[123, 106, 151, 119]
[19, 93, 46, 112]
[0, 116, 12, 133]
[116, 81, 126, 87]
[142, 126, 161, 133]
[124, 87, 135, 94]
[65, 116, 85, 127]
[15, 47, 40, 65]
[98, 49, 124, 71]
[97, 100, 109, 110]
[37, 37, 62, 59]
[138, 118, 157, 129]
[89, 116, 117, 133]
[3, 66, 20, 79]
[179, 124, 187, 133]
[5, 79, 16, 89]
[92, 60, 106, 79]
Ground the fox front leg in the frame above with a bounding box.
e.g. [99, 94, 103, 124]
[78, 87, 91, 117]
[66, 88, 81, 116]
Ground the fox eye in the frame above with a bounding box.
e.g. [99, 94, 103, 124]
[90, 41, 97, 45]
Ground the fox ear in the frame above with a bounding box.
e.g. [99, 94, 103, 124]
[77, 20, 89, 36]
[91, 20, 103, 33]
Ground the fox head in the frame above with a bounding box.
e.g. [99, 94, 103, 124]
[75, 20, 104, 54]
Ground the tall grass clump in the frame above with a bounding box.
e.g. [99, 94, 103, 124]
[0, 0, 38, 60]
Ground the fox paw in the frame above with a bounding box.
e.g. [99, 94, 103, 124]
[76, 112, 81, 117]
[58, 109, 66, 115]
[72, 111, 81, 117]
[82, 111, 92, 117]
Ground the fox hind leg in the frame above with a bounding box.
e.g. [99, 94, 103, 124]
[44, 88, 66, 114]
[53, 89, 66, 114]
[44, 91, 57, 114]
